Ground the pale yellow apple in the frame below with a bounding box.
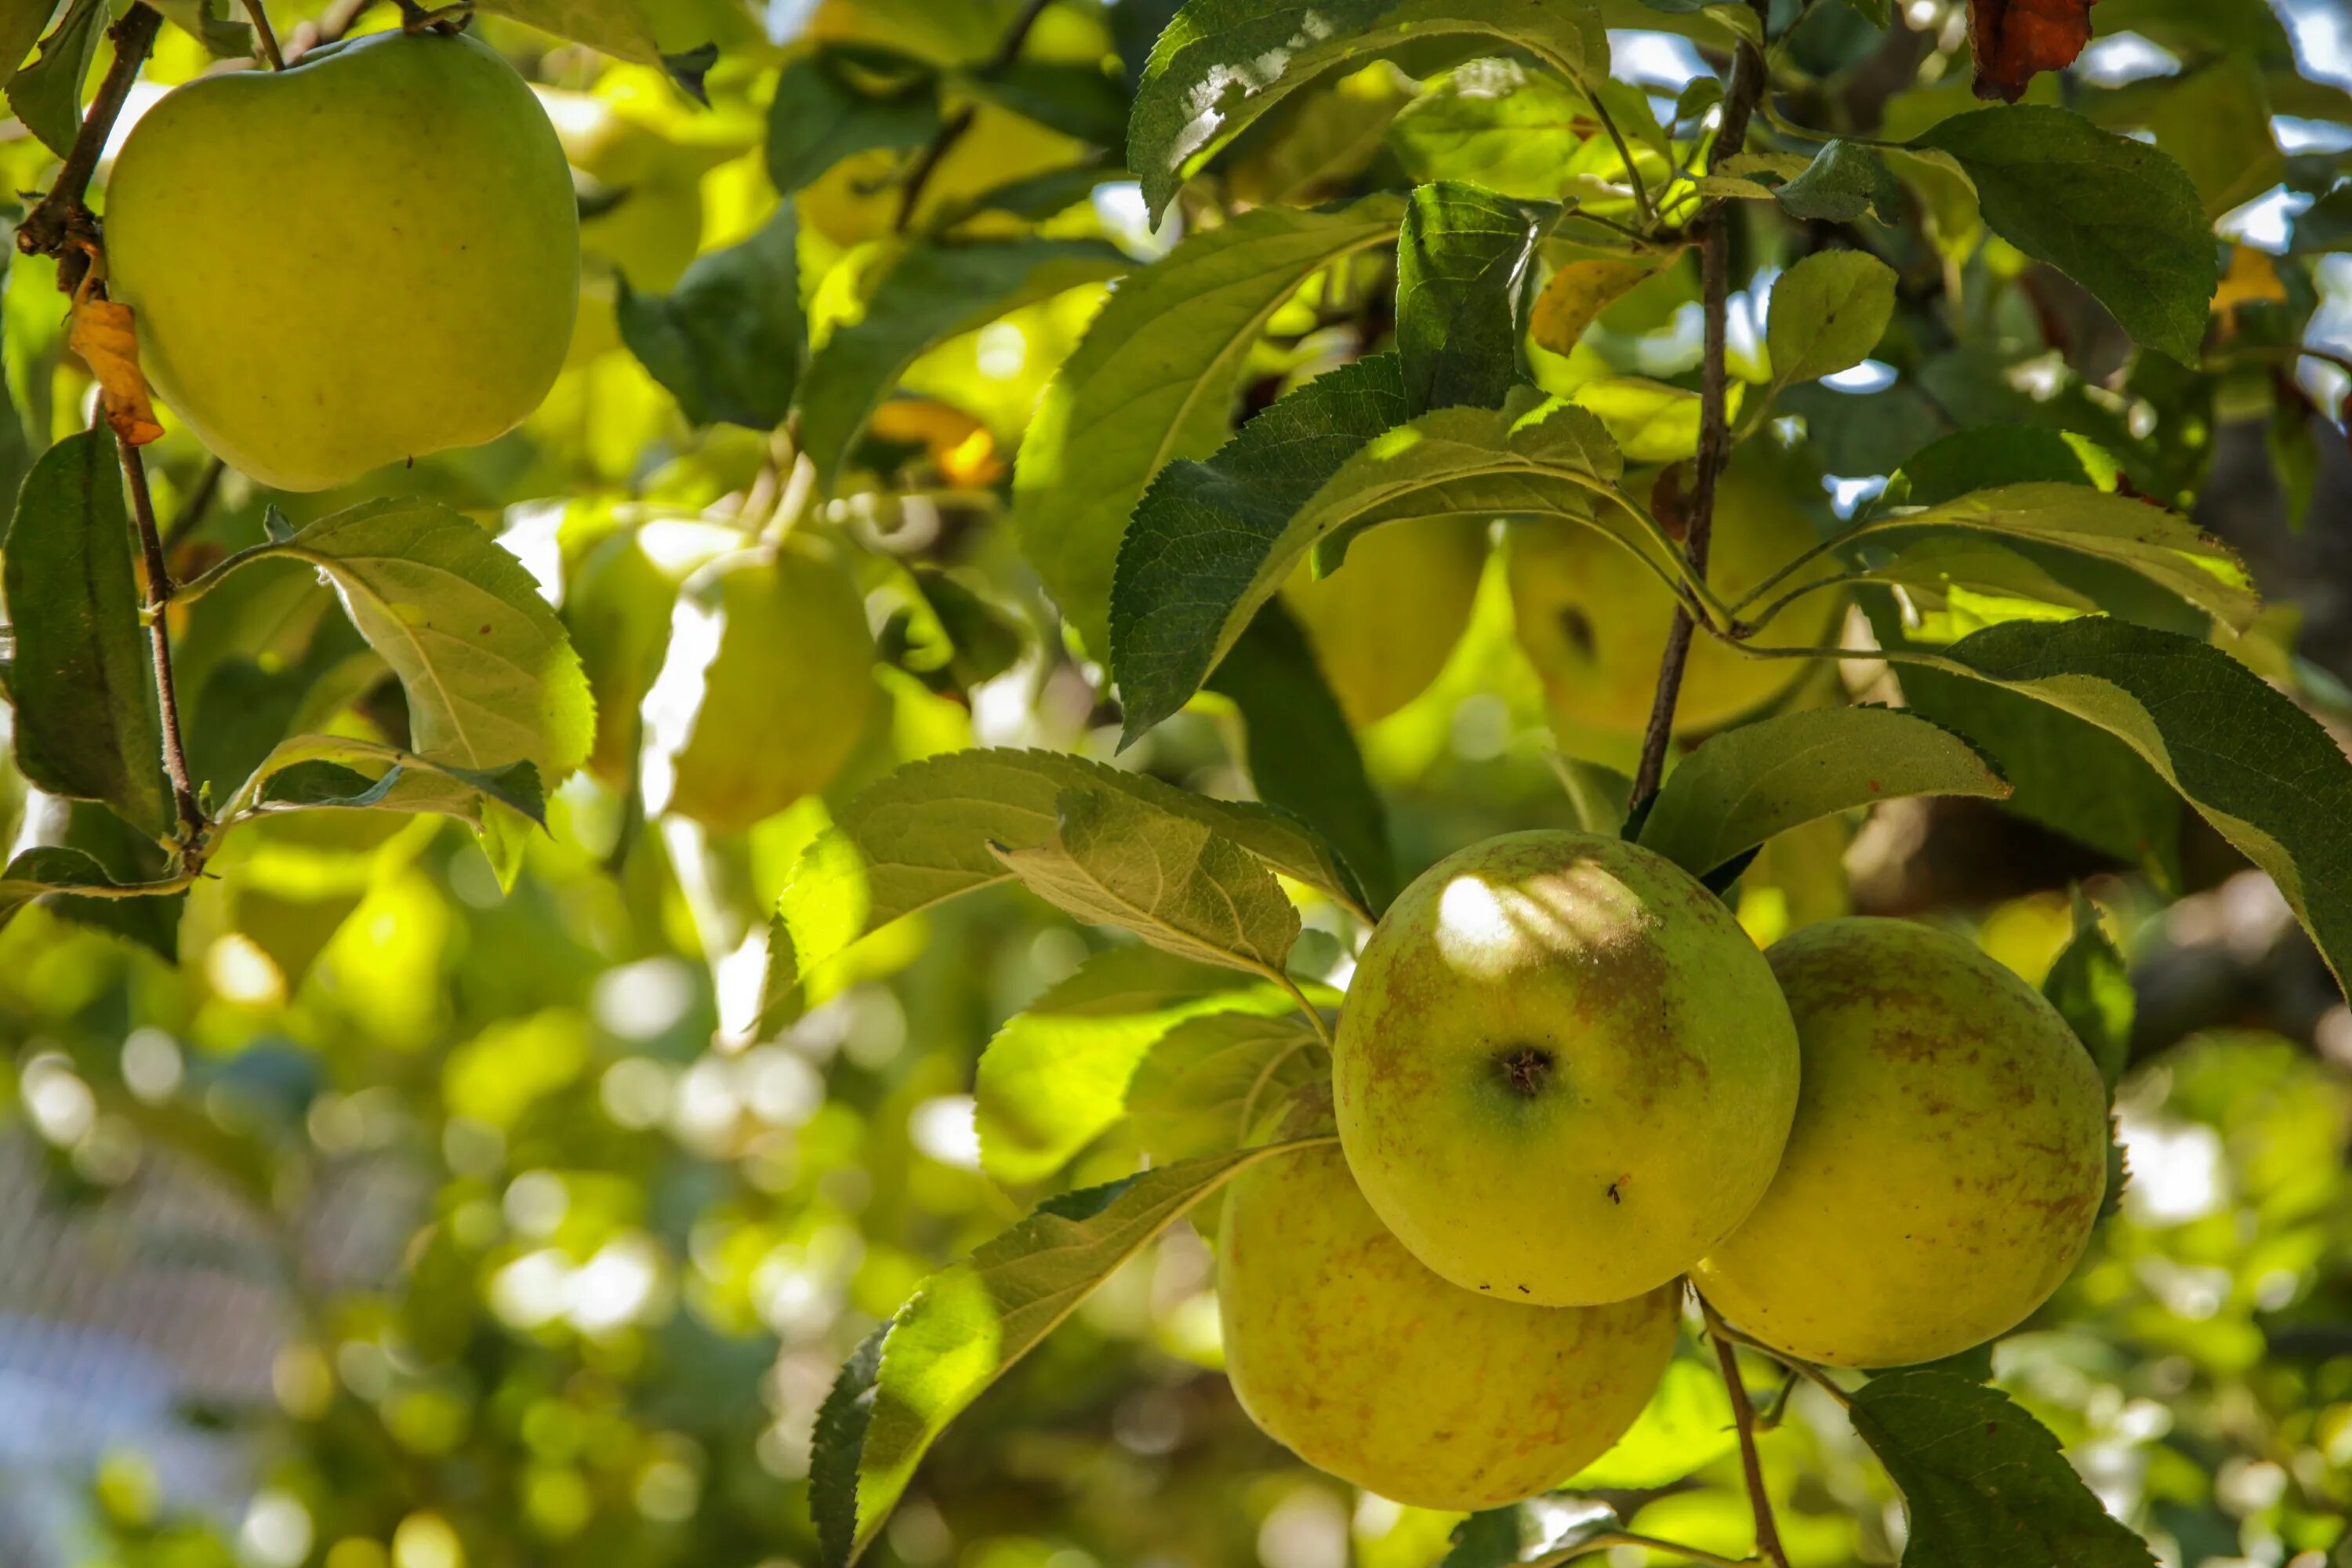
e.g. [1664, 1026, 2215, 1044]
[1334, 830, 1799, 1306]
[105, 31, 579, 492]
[1505, 462, 1842, 733]
[1693, 918, 2108, 1368]
[1220, 1134, 1677, 1508]
[649, 535, 876, 832]
[1281, 518, 1487, 728]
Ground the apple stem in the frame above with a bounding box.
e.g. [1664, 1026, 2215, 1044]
[1628, 5, 1772, 813]
[239, 0, 286, 68]
[1702, 1292, 1795, 1568]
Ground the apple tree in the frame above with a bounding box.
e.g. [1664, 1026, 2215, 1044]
[1, 0, 2350, 1566]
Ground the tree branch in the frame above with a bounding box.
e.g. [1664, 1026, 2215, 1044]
[1629, 25, 1769, 808]
[16, 4, 165, 290]
[1704, 1294, 1792, 1568]
[895, 0, 1055, 231]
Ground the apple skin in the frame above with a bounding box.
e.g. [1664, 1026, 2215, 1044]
[1693, 918, 2108, 1369]
[1334, 830, 1799, 1306]
[650, 537, 876, 833]
[1281, 517, 1488, 728]
[1505, 462, 1842, 733]
[1219, 1132, 1677, 1509]
[105, 31, 579, 492]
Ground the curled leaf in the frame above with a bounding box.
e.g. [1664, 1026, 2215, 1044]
[70, 294, 165, 446]
[1966, 0, 2097, 103]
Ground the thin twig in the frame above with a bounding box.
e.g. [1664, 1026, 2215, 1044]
[119, 437, 207, 853]
[1704, 1294, 1793, 1568]
[895, 0, 1054, 231]
[16, 4, 164, 289]
[238, 0, 285, 67]
[1529, 1531, 1757, 1568]
[1628, 22, 1769, 809]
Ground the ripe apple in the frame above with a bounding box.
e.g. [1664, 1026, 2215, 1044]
[1693, 917, 2108, 1368]
[1280, 517, 1488, 728]
[1505, 461, 1843, 733]
[1220, 1128, 1676, 1508]
[105, 30, 579, 492]
[644, 535, 876, 832]
[1334, 830, 1799, 1305]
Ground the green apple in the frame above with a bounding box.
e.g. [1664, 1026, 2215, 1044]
[1220, 1127, 1677, 1508]
[105, 31, 579, 492]
[1505, 461, 1843, 733]
[1280, 517, 1488, 729]
[1334, 829, 1799, 1305]
[647, 535, 876, 833]
[1693, 918, 2108, 1368]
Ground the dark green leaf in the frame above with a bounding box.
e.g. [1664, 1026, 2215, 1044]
[798, 238, 1127, 491]
[1396, 181, 1548, 416]
[2, 428, 170, 834]
[1777, 140, 1903, 225]
[2042, 889, 2132, 1095]
[660, 42, 717, 103]
[49, 800, 180, 960]
[1912, 107, 2216, 364]
[973, 60, 1128, 146]
[1207, 598, 1394, 909]
[767, 46, 939, 193]
[617, 203, 804, 430]
[808, 1320, 888, 1568]
[1849, 1370, 2158, 1568]
[1128, 0, 1610, 221]
[0, 844, 131, 935]
[1437, 1508, 1525, 1568]
[7, 0, 105, 158]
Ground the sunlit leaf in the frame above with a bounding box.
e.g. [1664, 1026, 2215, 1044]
[1767, 248, 1898, 387]
[1125, 1009, 1327, 1167]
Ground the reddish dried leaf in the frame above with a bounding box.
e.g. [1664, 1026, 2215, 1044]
[1967, 0, 2100, 103]
[68, 296, 164, 447]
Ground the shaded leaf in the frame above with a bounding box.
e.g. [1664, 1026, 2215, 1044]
[475, 0, 666, 63]
[6, 0, 103, 158]
[0, 844, 136, 935]
[767, 45, 938, 194]
[225, 734, 546, 828]
[814, 1141, 1327, 1566]
[2, 428, 169, 833]
[990, 787, 1302, 979]
[2042, 887, 2132, 1095]
[618, 204, 804, 430]
[800, 238, 1127, 491]
[1126, 1010, 1326, 1167]
[1912, 107, 2215, 364]
[1777, 140, 1904, 225]
[1129, 0, 1610, 221]
[1396, 180, 1549, 415]
[1012, 194, 1406, 650]
[1638, 707, 2011, 880]
[975, 948, 1306, 1185]
[1849, 1369, 2158, 1567]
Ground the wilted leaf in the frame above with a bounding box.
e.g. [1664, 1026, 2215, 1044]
[1965, 0, 2096, 103]
[68, 296, 164, 446]
[1530, 254, 1665, 356]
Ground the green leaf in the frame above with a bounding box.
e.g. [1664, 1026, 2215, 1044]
[1847, 1370, 2158, 1568]
[989, 788, 1303, 979]
[1112, 387, 1643, 744]
[2, 428, 169, 835]
[0, 844, 139, 935]
[1908, 617, 2352, 992]
[474, 0, 666, 63]
[973, 947, 1302, 1186]
[1387, 57, 1592, 202]
[809, 1322, 887, 1568]
[1126, 1009, 1326, 1168]
[148, 0, 251, 58]
[1637, 707, 2010, 880]
[1396, 181, 1549, 416]
[813, 1140, 1327, 1566]
[2042, 890, 2133, 1096]
[765, 748, 1367, 1005]
[1767, 249, 1898, 387]
[204, 499, 594, 781]
[1911, 107, 2216, 365]
[1568, 376, 1723, 464]
[1855, 536, 2099, 641]
[972, 60, 1130, 147]
[0, 0, 55, 86]
[1436, 1508, 1525, 1568]
[617, 204, 804, 430]
[1011, 194, 1406, 652]
[2100, 56, 2283, 223]
[1857, 484, 2256, 630]
[799, 238, 1127, 492]
[1205, 599, 1395, 909]
[1128, 0, 1610, 222]
[767, 45, 939, 194]
[1776, 140, 1904, 225]
[224, 735, 546, 828]
[45, 801, 181, 959]
[6, 0, 104, 158]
